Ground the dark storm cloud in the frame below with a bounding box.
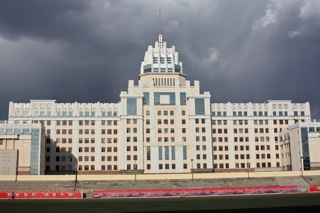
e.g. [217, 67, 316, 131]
[0, 0, 90, 41]
[0, 0, 320, 120]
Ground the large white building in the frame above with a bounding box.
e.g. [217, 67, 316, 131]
[0, 35, 318, 175]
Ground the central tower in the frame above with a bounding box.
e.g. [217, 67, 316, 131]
[139, 34, 186, 87]
[118, 35, 212, 174]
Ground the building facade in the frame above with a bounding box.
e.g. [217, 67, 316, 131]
[0, 35, 316, 175]
[280, 120, 320, 173]
[0, 120, 45, 175]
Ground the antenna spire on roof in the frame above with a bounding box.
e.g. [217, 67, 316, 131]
[159, 9, 163, 48]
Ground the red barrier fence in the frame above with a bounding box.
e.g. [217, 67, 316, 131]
[0, 190, 82, 199]
[93, 185, 298, 198]
[309, 185, 320, 192]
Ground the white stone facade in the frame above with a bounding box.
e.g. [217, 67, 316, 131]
[1, 35, 315, 175]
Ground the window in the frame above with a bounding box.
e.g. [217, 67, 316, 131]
[195, 98, 205, 115]
[127, 98, 137, 115]
[158, 146, 163, 160]
[165, 146, 169, 160]
[143, 93, 149, 105]
[183, 146, 187, 160]
[147, 146, 151, 160]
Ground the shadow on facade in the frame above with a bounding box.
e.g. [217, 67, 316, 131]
[44, 135, 77, 175]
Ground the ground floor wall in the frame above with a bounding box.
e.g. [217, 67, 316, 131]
[0, 170, 319, 182]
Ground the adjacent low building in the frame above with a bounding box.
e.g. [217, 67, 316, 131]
[0, 120, 45, 175]
[280, 120, 320, 172]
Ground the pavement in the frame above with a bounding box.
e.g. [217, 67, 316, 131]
[1, 175, 318, 192]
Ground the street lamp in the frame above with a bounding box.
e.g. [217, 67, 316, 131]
[15, 135, 19, 182]
[300, 156, 304, 177]
[15, 166, 18, 182]
[247, 158, 250, 179]
[74, 160, 78, 191]
[191, 159, 194, 181]
[134, 161, 137, 182]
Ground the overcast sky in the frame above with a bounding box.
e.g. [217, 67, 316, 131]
[0, 0, 320, 120]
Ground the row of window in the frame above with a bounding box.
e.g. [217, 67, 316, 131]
[17, 111, 119, 118]
[101, 138, 117, 143]
[145, 128, 187, 134]
[126, 137, 138, 142]
[45, 165, 73, 171]
[51, 155, 119, 163]
[213, 137, 235, 142]
[52, 126, 283, 138]
[43, 120, 118, 126]
[46, 163, 206, 171]
[47, 137, 118, 144]
[50, 162, 285, 171]
[213, 153, 280, 161]
[0, 128, 31, 134]
[79, 156, 95, 162]
[52, 143, 278, 157]
[212, 119, 289, 126]
[146, 146, 188, 161]
[213, 145, 271, 152]
[144, 137, 187, 143]
[47, 147, 72, 152]
[50, 135, 279, 145]
[51, 128, 119, 135]
[101, 129, 118, 134]
[153, 56, 172, 64]
[212, 110, 305, 117]
[46, 156, 72, 162]
[213, 162, 280, 169]
[154, 119, 176, 125]
[196, 145, 207, 151]
[212, 136, 274, 143]
[126, 128, 138, 133]
[77, 147, 118, 153]
[195, 136, 207, 142]
[79, 147, 96, 152]
[144, 163, 207, 170]
[13, 109, 307, 118]
[157, 137, 176, 142]
[146, 118, 203, 125]
[213, 128, 270, 134]
[151, 77, 176, 86]
[145, 110, 186, 116]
